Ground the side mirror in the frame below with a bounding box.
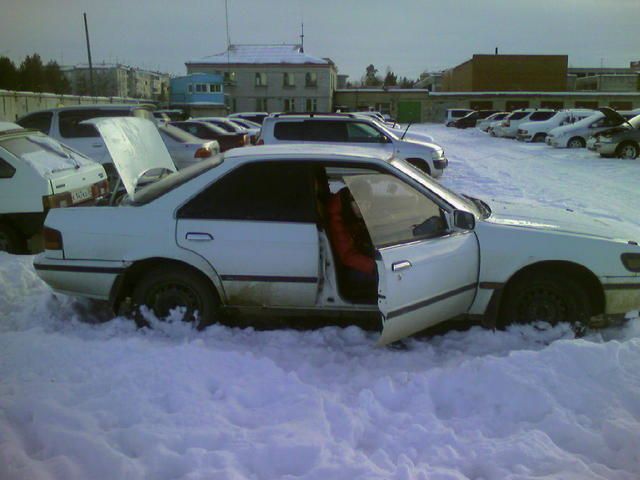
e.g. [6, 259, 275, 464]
[453, 210, 475, 230]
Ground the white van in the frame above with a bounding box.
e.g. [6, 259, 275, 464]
[0, 123, 108, 252]
[516, 109, 594, 143]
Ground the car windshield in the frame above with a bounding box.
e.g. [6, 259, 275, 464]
[628, 114, 640, 129]
[390, 157, 485, 218]
[127, 155, 224, 205]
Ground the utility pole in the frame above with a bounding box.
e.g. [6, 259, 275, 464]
[83, 13, 94, 96]
[300, 22, 304, 52]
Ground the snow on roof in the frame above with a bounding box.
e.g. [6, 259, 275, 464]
[188, 44, 331, 65]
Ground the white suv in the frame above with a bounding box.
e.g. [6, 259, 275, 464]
[492, 109, 556, 139]
[0, 122, 107, 253]
[516, 110, 594, 143]
[258, 113, 448, 177]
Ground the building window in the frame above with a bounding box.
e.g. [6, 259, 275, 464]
[505, 101, 529, 111]
[187, 84, 193, 93]
[195, 83, 208, 93]
[305, 72, 317, 87]
[209, 84, 221, 93]
[305, 98, 317, 112]
[609, 101, 632, 110]
[283, 98, 296, 112]
[256, 98, 268, 111]
[283, 72, 295, 87]
[224, 71, 236, 84]
[470, 101, 493, 110]
[255, 72, 267, 87]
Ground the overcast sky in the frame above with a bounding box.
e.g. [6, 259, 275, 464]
[2, 0, 638, 80]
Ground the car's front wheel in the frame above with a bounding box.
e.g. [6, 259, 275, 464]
[132, 266, 220, 330]
[617, 141, 639, 160]
[500, 272, 591, 329]
[567, 137, 585, 148]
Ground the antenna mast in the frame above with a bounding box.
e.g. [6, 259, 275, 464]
[225, 0, 231, 63]
[300, 22, 304, 52]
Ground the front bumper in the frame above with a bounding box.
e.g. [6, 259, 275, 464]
[34, 255, 128, 300]
[595, 141, 618, 156]
[602, 278, 640, 315]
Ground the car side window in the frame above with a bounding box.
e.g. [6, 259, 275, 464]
[0, 156, 16, 179]
[178, 162, 316, 222]
[343, 171, 447, 248]
[17, 112, 53, 134]
[305, 121, 348, 142]
[59, 110, 101, 138]
[346, 122, 387, 143]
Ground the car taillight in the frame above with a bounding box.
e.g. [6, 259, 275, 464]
[43, 227, 63, 250]
[91, 179, 110, 198]
[243, 134, 249, 145]
[42, 191, 73, 210]
[194, 147, 212, 158]
[256, 138, 264, 145]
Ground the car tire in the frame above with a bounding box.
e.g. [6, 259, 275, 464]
[567, 137, 585, 148]
[405, 158, 431, 176]
[132, 266, 220, 330]
[533, 133, 546, 143]
[499, 272, 592, 329]
[616, 142, 639, 160]
[0, 223, 26, 254]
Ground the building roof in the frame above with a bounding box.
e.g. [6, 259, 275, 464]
[187, 44, 332, 66]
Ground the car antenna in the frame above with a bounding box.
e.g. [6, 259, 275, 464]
[400, 122, 413, 140]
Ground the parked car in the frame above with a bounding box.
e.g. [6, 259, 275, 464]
[158, 124, 220, 169]
[352, 113, 435, 143]
[170, 120, 249, 152]
[228, 112, 269, 125]
[591, 109, 640, 159]
[516, 109, 594, 143]
[545, 110, 640, 149]
[155, 109, 188, 121]
[197, 116, 259, 144]
[225, 118, 262, 143]
[33, 126, 640, 345]
[478, 112, 509, 133]
[452, 110, 499, 129]
[493, 109, 556, 139]
[444, 109, 474, 126]
[16, 104, 156, 184]
[0, 122, 108, 253]
[258, 113, 447, 177]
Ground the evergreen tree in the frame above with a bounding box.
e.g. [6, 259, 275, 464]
[43, 60, 70, 94]
[0, 57, 18, 90]
[19, 54, 46, 92]
[363, 64, 382, 87]
[383, 68, 397, 87]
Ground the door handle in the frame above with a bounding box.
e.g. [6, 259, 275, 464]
[392, 260, 412, 272]
[91, 143, 104, 148]
[186, 232, 213, 241]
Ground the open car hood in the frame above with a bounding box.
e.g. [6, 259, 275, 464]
[83, 117, 176, 199]
[597, 107, 632, 128]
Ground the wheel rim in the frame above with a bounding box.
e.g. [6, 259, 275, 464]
[568, 138, 583, 148]
[145, 282, 202, 322]
[620, 145, 638, 159]
[515, 286, 569, 324]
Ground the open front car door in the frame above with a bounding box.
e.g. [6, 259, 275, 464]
[344, 173, 480, 345]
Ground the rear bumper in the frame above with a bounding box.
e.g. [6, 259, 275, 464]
[34, 255, 128, 300]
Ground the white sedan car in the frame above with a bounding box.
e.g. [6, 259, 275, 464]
[34, 123, 640, 345]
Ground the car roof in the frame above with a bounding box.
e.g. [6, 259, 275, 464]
[224, 144, 395, 163]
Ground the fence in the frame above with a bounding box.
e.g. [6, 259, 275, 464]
[0, 89, 150, 121]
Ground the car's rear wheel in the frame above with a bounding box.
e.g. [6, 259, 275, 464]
[567, 137, 585, 148]
[533, 133, 546, 143]
[500, 272, 591, 329]
[132, 266, 220, 330]
[0, 223, 25, 254]
[617, 142, 639, 160]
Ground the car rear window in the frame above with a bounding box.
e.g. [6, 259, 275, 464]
[159, 124, 201, 143]
[274, 121, 305, 140]
[529, 111, 555, 121]
[128, 155, 224, 205]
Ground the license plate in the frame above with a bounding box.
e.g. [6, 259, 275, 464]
[71, 187, 93, 204]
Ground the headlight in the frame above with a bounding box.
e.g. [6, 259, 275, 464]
[431, 150, 444, 160]
[520, 130, 528, 135]
[600, 137, 613, 143]
[621, 253, 640, 272]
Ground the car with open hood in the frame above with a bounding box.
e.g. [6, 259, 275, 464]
[516, 109, 594, 143]
[0, 122, 108, 253]
[546, 109, 640, 149]
[33, 124, 640, 345]
[588, 108, 640, 159]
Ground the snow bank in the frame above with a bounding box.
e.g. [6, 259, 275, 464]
[2, 126, 640, 479]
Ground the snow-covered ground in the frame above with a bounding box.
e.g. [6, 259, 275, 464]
[2, 125, 640, 480]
